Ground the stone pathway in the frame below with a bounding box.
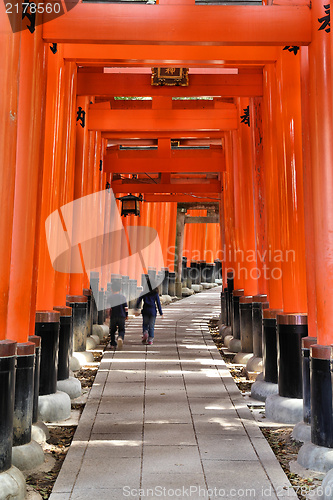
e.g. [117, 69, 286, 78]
[49, 287, 297, 500]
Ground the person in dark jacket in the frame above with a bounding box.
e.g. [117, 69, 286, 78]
[107, 281, 128, 350]
[135, 287, 163, 345]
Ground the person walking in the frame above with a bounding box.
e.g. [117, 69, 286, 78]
[107, 281, 128, 350]
[135, 287, 163, 345]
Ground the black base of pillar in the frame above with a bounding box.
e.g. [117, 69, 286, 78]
[0, 340, 16, 473]
[53, 307, 73, 381]
[89, 272, 99, 325]
[262, 309, 282, 384]
[168, 272, 176, 296]
[277, 313, 308, 399]
[28, 336, 41, 425]
[252, 295, 269, 358]
[129, 279, 138, 308]
[302, 337, 317, 425]
[13, 342, 35, 447]
[214, 259, 222, 281]
[231, 290, 244, 340]
[221, 288, 229, 326]
[190, 261, 200, 285]
[97, 289, 105, 324]
[240, 296, 253, 353]
[311, 345, 333, 448]
[162, 268, 169, 295]
[204, 263, 214, 283]
[83, 289, 92, 337]
[226, 272, 234, 326]
[35, 311, 60, 396]
[66, 296, 88, 353]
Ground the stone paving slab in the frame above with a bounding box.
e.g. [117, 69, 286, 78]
[49, 287, 297, 500]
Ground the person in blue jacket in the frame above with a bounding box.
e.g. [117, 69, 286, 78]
[135, 287, 163, 345]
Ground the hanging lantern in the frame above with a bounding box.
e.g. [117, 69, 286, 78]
[117, 194, 143, 217]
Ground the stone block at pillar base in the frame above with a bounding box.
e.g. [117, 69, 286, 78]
[92, 324, 104, 340]
[90, 334, 100, 346]
[215, 279, 223, 285]
[86, 336, 97, 350]
[316, 469, 333, 499]
[38, 390, 71, 422]
[251, 376, 278, 402]
[0, 466, 26, 500]
[246, 355, 263, 373]
[12, 440, 45, 471]
[191, 284, 203, 293]
[265, 394, 303, 424]
[292, 421, 312, 443]
[297, 442, 333, 473]
[201, 282, 216, 289]
[161, 295, 172, 305]
[220, 325, 231, 339]
[233, 352, 253, 365]
[72, 350, 95, 366]
[223, 335, 233, 348]
[229, 338, 241, 353]
[100, 324, 109, 337]
[31, 422, 50, 444]
[182, 287, 194, 297]
[69, 356, 81, 372]
[57, 376, 82, 400]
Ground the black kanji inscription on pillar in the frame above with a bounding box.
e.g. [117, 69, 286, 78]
[22, 1, 36, 33]
[240, 106, 250, 127]
[76, 107, 86, 128]
[283, 46, 300, 55]
[318, 4, 330, 33]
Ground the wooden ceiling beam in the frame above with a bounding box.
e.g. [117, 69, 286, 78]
[111, 180, 221, 194]
[104, 152, 225, 173]
[77, 72, 263, 97]
[63, 44, 279, 66]
[43, 4, 310, 45]
[143, 194, 220, 202]
[88, 108, 237, 132]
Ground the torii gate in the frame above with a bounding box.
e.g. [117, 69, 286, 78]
[1, 0, 331, 344]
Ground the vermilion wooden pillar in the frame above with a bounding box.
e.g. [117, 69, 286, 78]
[262, 64, 283, 309]
[0, 9, 20, 339]
[101, 174, 112, 288]
[90, 130, 103, 286]
[137, 199, 150, 278]
[308, 0, 333, 344]
[167, 203, 177, 272]
[163, 203, 172, 269]
[69, 95, 90, 296]
[234, 98, 258, 296]
[53, 62, 78, 308]
[250, 97, 267, 295]
[275, 50, 307, 314]
[82, 129, 96, 289]
[299, 47, 317, 338]
[6, 26, 47, 342]
[231, 130, 244, 290]
[36, 46, 66, 312]
[223, 131, 236, 287]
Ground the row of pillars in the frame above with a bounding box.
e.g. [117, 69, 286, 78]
[221, 7, 332, 347]
[220, 271, 333, 479]
[217, 5, 333, 479]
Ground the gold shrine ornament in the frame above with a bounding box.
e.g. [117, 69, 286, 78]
[151, 67, 189, 86]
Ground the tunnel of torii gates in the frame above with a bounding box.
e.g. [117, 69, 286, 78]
[1, 0, 333, 369]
